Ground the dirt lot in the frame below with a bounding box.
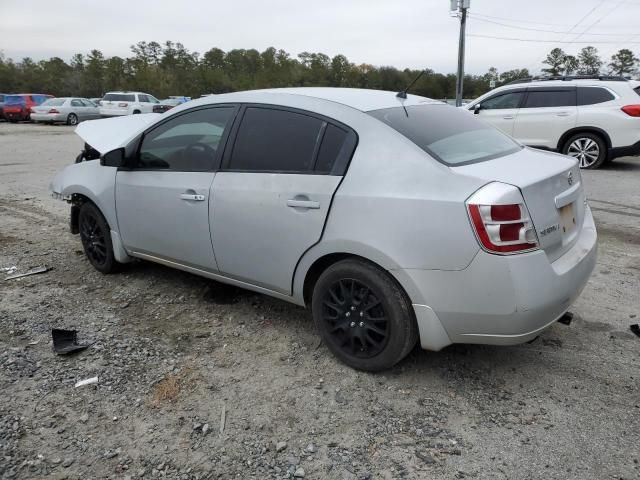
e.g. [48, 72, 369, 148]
[1, 122, 639, 480]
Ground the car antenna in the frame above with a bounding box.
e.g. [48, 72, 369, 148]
[396, 70, 427, 99]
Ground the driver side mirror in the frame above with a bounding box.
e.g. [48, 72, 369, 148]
[473, 103, 482, 114]
[100, 148, 126, 168]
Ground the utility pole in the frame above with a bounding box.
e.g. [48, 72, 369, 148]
[452, 0, 470, 107]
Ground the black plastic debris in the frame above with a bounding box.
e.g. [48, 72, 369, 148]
[631, 324, 640, 338]
[52, 329, 92, 355]
[558, 312, 573, 326]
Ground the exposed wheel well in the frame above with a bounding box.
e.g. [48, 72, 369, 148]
[69, 194, 95, 234]
[557, 127, 611, 152]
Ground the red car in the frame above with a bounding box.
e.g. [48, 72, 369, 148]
[3, 94, 53, 122]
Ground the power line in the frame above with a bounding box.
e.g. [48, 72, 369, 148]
[468, 33, 640, 44]
[467, 14, 637, 36]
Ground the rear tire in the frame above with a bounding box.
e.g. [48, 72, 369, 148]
[311, 259, 418, 371]
[78, 202, 119, 274]
[67, 113, 78, 126]
[562, 132, 607, 169]
[132, 110, 141, 115]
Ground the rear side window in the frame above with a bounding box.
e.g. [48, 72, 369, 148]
[524, 89, 576, 108]
[315, 124, 348, 173]
[480, 92, 524, 110]
[42, 98, 65, 106]
[369, 104, 521, 166]
[229, 107, 323, 172]
[5, 95, 25, 105]
[138, 107, 235, 171]
[71, 99, 83, 107]
[577, 87, 615, 105]
[103, 93, 135, 102]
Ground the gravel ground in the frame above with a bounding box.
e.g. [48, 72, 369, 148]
[1, 122, 639, 480]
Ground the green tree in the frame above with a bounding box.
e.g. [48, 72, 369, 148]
[608, 48, 638, 76]
[578, 46, 602, 75]
[564, 55, 579, 75]
[542, 48, 566, 76]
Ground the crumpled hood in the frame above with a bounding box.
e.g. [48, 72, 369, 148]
[75, 113, 160, 153]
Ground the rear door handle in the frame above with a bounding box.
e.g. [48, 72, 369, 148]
[287, 199, 320, 209]
[502, 115, 514, 120]
[180, 193, 206, 201]
[556, 112, 570, 117]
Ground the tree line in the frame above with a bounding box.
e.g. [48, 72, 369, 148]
[0, 41, 637, 100]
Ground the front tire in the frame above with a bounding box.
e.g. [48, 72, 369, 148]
[67, 113, 78, 126]
[311, 259, 418, 371]
[78, 202, 119, 273]
[562, 133, 607, 169]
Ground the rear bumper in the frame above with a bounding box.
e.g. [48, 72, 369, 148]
[609, 140, 640, 160]
[99, 108, 128, 117]
[31, 113, 66, 123]
[4, 110, 27, 121]
[394, 205, 598, 350]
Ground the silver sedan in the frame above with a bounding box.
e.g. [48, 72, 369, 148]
[50, 88, 597, 371]
[31, 97, 100, 125]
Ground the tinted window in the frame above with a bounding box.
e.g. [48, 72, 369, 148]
[369, 104, 521, 166]
[315, 124, 348, 173]
[634, 86, 640, 97]
[42, 98, 65, 106]
[524, 89, 575, 108]
[138, 107, 234, 171]
[0, 95, 4, 102]
[5, 95, 25, 105]
[577, 87, 615, 105]
[229, 107, 323, 172]
[71, 99, 83, 107]
[103, 93, 135, 102]
[80, 99, 95, 107]
[480, 92, 524, 110]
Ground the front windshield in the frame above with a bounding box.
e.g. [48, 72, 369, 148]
[368, 104, 522, 166]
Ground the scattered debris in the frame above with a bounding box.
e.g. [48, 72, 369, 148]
[74, 376, 99, 388]
[220, 404, 226, 435]
[558, 312, 573, 326]
[202, 423, 210, 435]
[27, 339, 40, 346]
[1, 266, 17, 274]
[631, 324, 640, 338]
[293, 467, 305, 478]
[276, 441, 287, 452]
[52, 328, 92, 355]
[4, 265, 50, 281]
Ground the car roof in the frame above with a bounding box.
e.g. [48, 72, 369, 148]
[196, 87, 441, 112]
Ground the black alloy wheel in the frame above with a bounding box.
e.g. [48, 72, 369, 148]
[78, 202, 118, 273]
[321, 278, 390, 359]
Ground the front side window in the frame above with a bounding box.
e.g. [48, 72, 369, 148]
[480, 92, 524, 110]
[228, 107, 323, 172]
[369, 104, 521, 166]
[42, 98, 65, 107]
[524, 89, 576, 108]
[138, 94, 149, 103]
[577, 87, 615, 105]
[71, 99, 83, 107]
[633, 86, 640, 97]
[138, 107, 235, 171]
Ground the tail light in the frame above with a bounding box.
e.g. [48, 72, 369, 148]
[466, 182, 539, 255]
[119, 102, 128, 107]
[48, 109, 60, 114]
[621, 105, 640, 117]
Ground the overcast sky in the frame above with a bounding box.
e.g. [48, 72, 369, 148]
[1, 0, 639, 74]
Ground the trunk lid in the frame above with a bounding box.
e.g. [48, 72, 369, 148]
[75, 113, 160, 153]
[453, 147, 585, 262]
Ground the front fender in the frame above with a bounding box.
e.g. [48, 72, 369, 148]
[50, 160, 119, 233]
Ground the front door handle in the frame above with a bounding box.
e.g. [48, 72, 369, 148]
[556, 112, 570, 117]
[287, 199, 320, 209]
[502, 115, 514, 120]
[180, 193, 206, 201]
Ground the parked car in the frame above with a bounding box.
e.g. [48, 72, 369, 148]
[153, 97, 189, 113]
[50, 88, 597, 371]
[0, 93, 8, 120]
[31, 97, 101, 125]
[3, 94, 53, 122]
[466, 76, 640, 169]
[99, 91, 161, 117]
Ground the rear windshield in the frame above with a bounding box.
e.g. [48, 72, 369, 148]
[103, 93, 135, 102]
[5, 95, 26, 105]
[42, 98, 66, 106]
[368, 104, 521, 166]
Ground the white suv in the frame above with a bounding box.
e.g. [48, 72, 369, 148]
[466, 76, 640, 169]
[99, 91, 160, 117]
